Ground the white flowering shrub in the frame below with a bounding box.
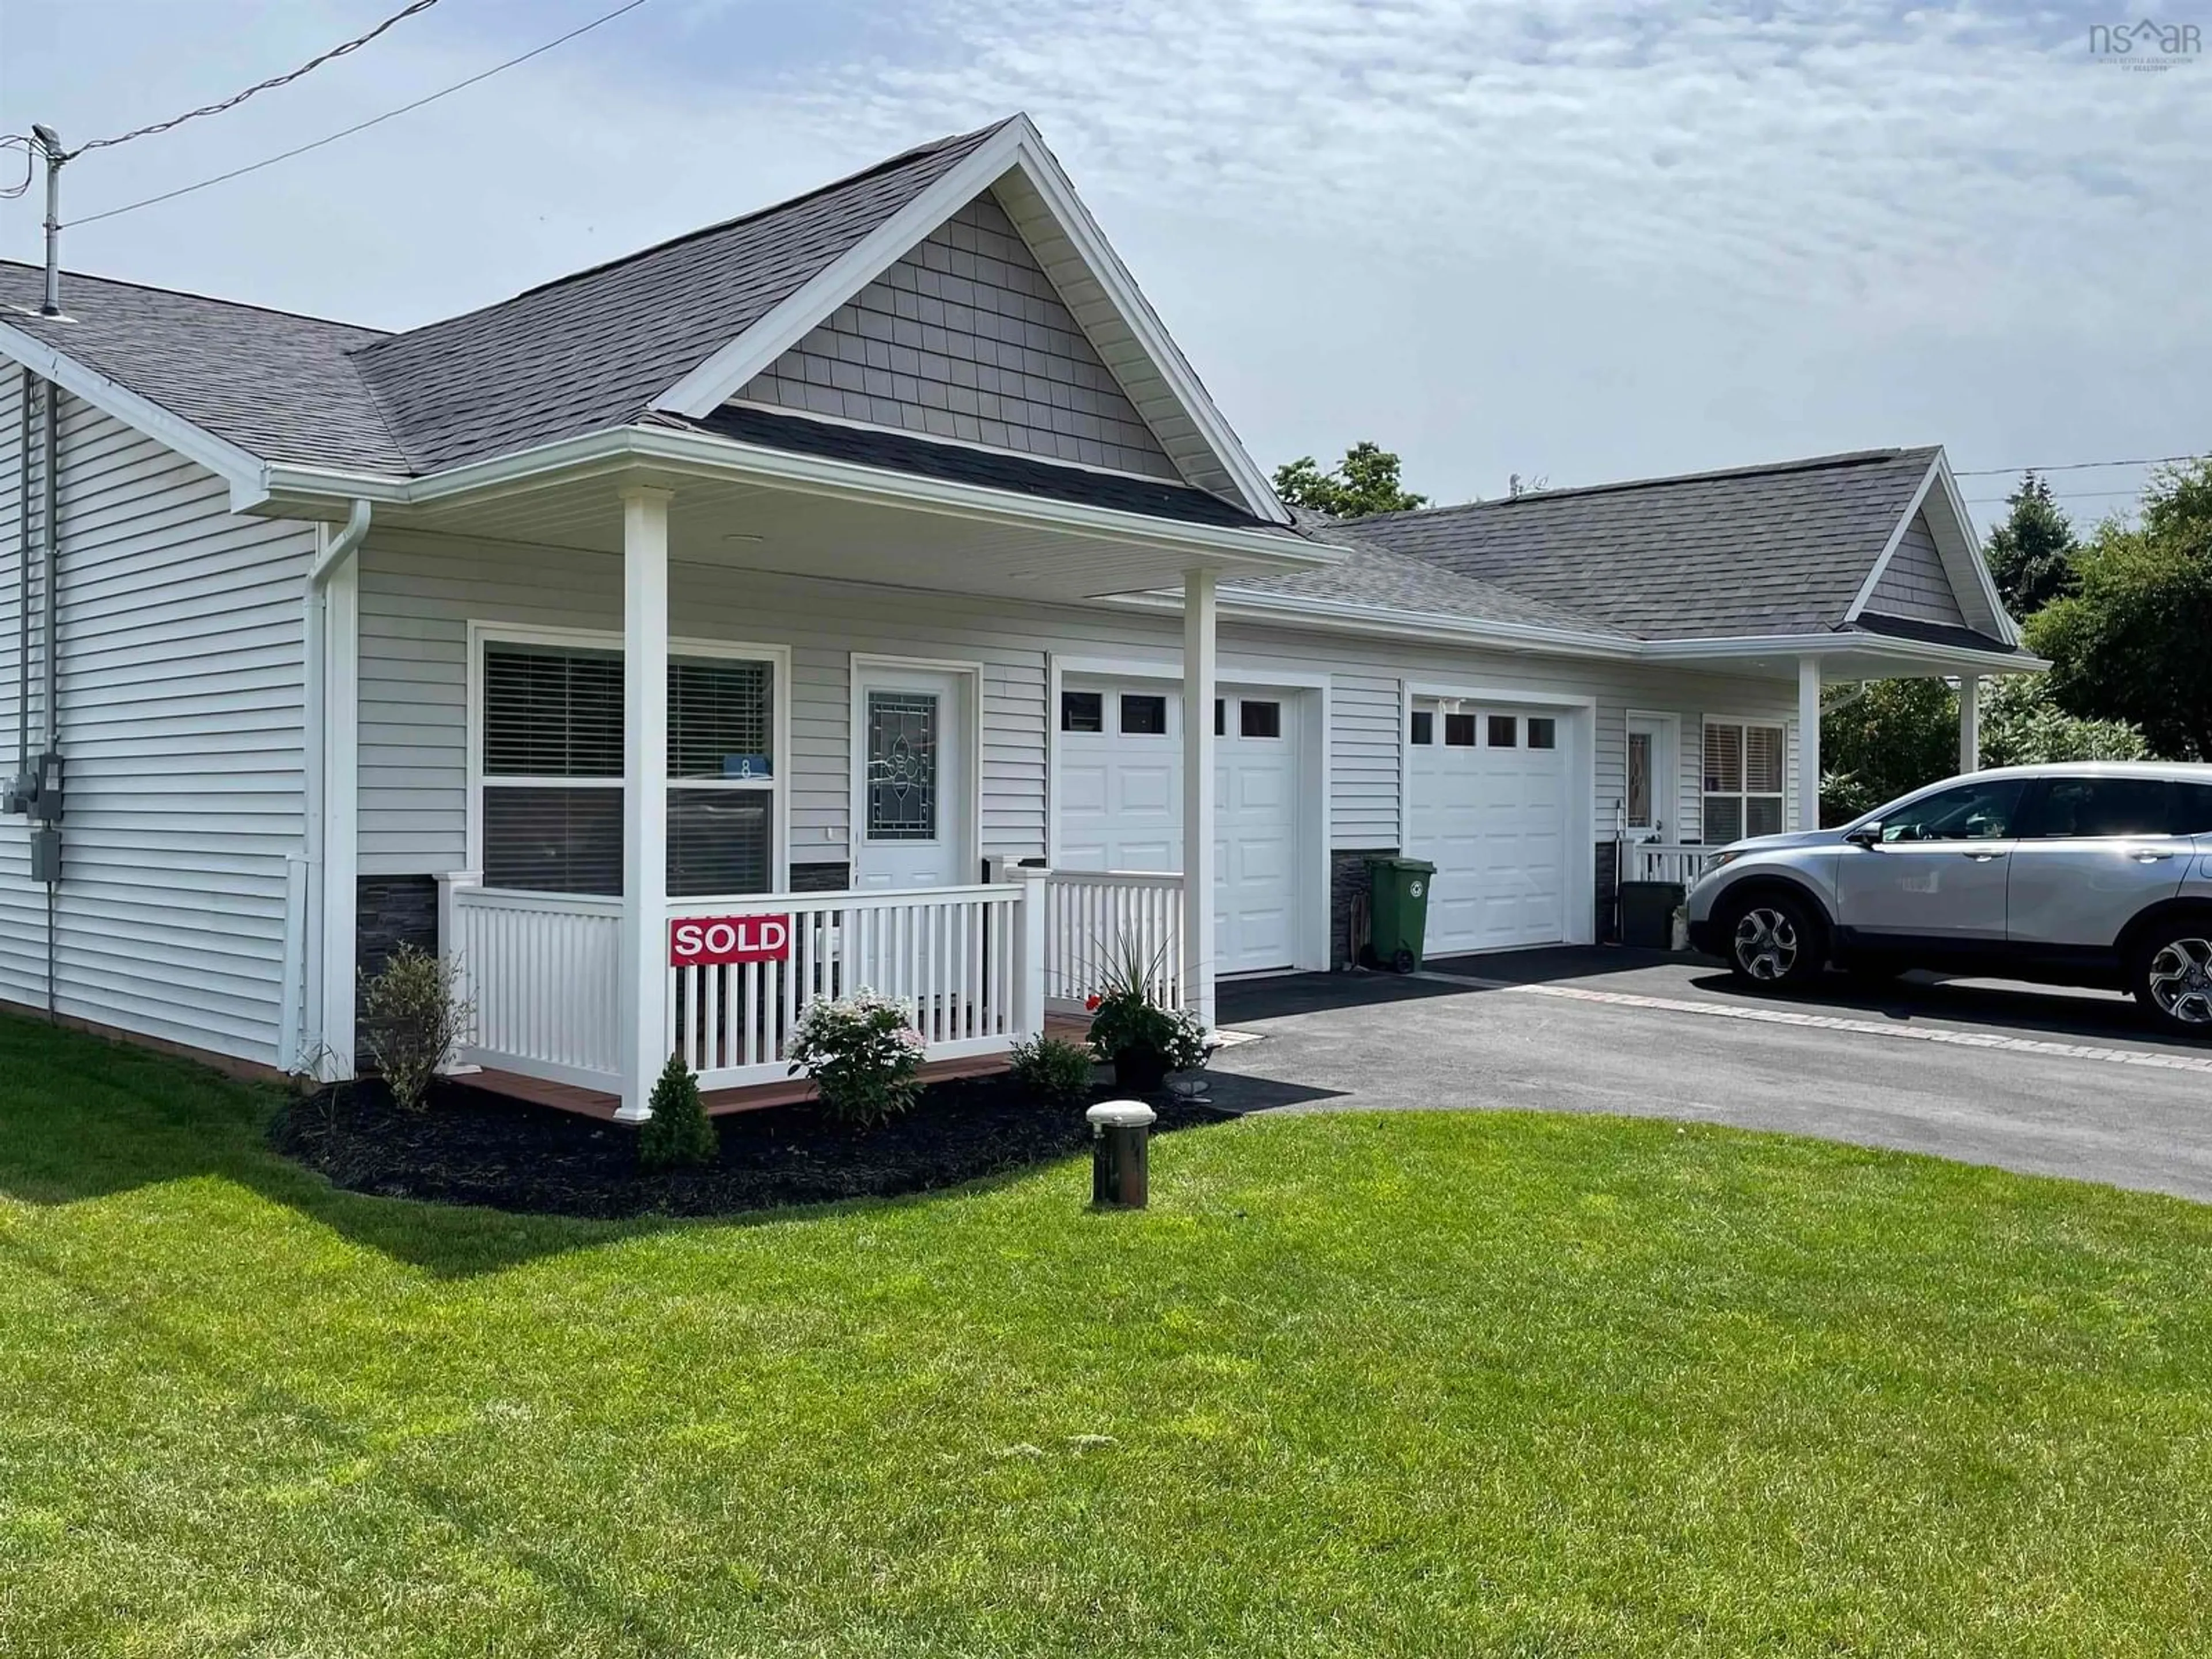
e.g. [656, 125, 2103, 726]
[788, 989, 926, 1126]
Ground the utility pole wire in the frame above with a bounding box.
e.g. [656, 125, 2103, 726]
[66, 0, 444, 157]
[67, 0, 653, 228]
[1952, 453, 2207, 477]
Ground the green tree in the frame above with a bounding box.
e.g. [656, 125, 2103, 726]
[638, 1054, 716, 1171]
[1820, 679, 1959, 824]
[2028, 459, 2212, 760]
[1977, 674, 2147, 768]
[1820, 675, 2150, 823]
[1272, 441, 1427, 518]
[1982, 472, 2080, 619]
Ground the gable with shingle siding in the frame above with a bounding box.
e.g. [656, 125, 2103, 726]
[1864, 511, 1966, 627]
[734, 191, 1177, 480]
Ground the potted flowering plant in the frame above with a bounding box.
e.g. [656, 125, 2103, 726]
[1085, 937, 1208, 1091]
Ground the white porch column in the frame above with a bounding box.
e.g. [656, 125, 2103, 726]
[1796, 654, 1821, 832]
[1957, 675, 1980, 774]
[1181, 568, 1217, 1027]
[617, 485, 673, 1122]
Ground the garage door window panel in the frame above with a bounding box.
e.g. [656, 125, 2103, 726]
[1444, 713, 1476, 748]
[1060, 691, 1103, 733]
[1120, 694, 1169, 736]
[1487, 715, 1517, 748]
[1410, 710, 1434, 746]
[1241, 700, 1283, 740]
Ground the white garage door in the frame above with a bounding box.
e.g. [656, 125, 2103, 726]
[1056, 680, 1302, 975]
[1405, 701, 1569, 956]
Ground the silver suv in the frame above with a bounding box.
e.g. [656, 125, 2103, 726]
[1683, 763, 2212, 1035]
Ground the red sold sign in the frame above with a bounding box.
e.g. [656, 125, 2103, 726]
[669, 914, 792, 967]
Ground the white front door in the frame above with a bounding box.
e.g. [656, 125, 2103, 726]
[854, 665, 971, 889]
[1625, 714, 1675, 843]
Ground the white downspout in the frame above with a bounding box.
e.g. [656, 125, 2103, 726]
[293, 499, 370, 1073]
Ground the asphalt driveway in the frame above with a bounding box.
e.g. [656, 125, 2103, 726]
[1207, 948, 2212, 1203]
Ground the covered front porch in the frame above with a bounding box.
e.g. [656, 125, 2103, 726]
[1620, 626, 2044, 883]
[316, 435, 1324, 1118]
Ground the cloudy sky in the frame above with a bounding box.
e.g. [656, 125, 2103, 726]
[2, 0, 2205, 525]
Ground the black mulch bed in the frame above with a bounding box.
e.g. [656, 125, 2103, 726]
[268, 1072, 1228, 1221]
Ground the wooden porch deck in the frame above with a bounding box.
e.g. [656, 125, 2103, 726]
[454, 1013, 1090, 1122]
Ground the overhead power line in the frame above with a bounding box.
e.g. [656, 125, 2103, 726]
[1952, 453, 2207, 477]
[66, 0, 443, 157]
[68, 0, 653, 228]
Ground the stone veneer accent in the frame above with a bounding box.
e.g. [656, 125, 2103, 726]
[1330, 849, 1399, 970]
[355, 874, 441, 1032]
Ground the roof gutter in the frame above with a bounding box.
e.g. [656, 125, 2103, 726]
[1111, 586, 1643, 658]
[1641, 632, 2048, 672]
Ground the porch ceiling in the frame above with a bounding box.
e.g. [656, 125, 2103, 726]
[325, 463, 1323, 603]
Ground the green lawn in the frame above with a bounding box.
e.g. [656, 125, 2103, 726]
[3, 1016, 2210, 1657]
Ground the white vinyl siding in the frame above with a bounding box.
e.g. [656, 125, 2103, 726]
[355, 529, 1800, 885]
[0, 382, 313, 1066]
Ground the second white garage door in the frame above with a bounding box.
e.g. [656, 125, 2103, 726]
[1405, 700, 1569, 956]
[1055, 680, 1304, 975]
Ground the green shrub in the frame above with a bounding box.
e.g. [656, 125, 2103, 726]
[359, 944, 475, 1112]
[638, 1054, 717, 1171]
[789, 990, 925, 1126]
[1010, 1035, 1094, 1106]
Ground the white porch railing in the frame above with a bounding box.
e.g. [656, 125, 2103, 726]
[1040, 868, 1183, 1012]
[1623, 843, 1711, 885]
[442, 874, 1040, 1097]
[444, 881, 626, 1089]
[667, 884, 1031, 1090]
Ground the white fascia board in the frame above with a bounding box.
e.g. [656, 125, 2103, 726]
[645, 115, 1290, 528]
[268, 423, 1332, 570]
[1642, 632, 2048, 673]
[1111, 587, 1643, 659]
[0, 318, 272, 510]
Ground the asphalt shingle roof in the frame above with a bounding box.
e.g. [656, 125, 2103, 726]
[351, 122, 1009, 474]
[1340, 449, 1953, 641]
[1224, 509, 1630, 635]
[0, 264, 405, 472]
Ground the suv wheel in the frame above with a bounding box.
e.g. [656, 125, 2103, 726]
[2133, 923, 2212, 1037]
[1721, 891, 1824, 990]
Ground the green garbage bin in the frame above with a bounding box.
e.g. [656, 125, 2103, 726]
[1366, 855, 1437, 973]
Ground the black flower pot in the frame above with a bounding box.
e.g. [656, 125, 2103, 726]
[1111, 1048, 1170, 1093]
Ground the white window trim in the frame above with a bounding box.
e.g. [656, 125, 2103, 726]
[466, 620, 792, 895]
[1700, 714, 1788, 845]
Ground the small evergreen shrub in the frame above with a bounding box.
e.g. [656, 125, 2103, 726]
[1010, 1035, 1094, 1107]
[359, 944, 475, 1112]
[638, 1054, 716, 1171]
[789, 990, 925, 1126]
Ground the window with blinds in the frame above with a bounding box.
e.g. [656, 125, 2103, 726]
[482, 645, 623, 893]
[1702, 719, 1786, 844]
[479, 641, 779, 897]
